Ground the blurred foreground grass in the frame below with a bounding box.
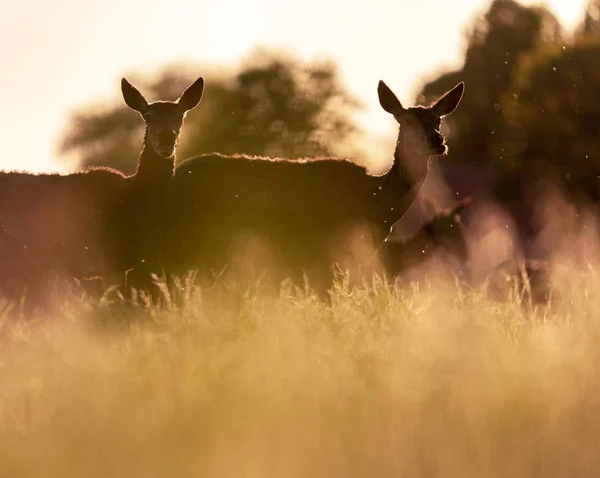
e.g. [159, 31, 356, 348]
[1, 270, 600, 478]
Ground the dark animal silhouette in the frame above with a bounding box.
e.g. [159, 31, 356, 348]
[377, 196, 472, 280]
[0, 220, 114, 318]
[378, 194, 553, 305]
[487, 257, 553, 306]
[0, 77, 204, 294]
[160, 80, 465, 293]
[0, 218, 45, 314]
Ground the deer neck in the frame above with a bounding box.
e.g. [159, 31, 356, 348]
[392, 140, 431, 186]
[133, 134, 176, 189]
[378, 141, 432, 231]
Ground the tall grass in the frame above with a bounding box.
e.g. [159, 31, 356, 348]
[1, 270, 600, 478]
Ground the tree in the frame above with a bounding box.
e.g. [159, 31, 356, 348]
[497, 38, 600, 204]
[410, 0, 564, 249]
[416, 0, 561, 175]
[59, 50, 362, 175]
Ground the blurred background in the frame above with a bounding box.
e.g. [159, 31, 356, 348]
[2, 0, 599, 255]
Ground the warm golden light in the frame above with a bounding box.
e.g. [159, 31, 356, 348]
[0, 0, 588, 173]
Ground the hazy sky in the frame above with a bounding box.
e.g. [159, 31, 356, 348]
[0, 0, 587, 173]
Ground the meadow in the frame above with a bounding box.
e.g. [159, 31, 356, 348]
[1, 259, 600, 478]
[3, 0, 600, 476]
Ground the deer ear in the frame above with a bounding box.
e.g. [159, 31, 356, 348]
[377, 80, 404, 115]
[432, 82, 464, 117]
[121, 78, 149, 114]
[178, 77, 205, 112]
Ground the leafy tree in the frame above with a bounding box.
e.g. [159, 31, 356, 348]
[59, 50, 362, 175]
[410, 0, 566, 246]
[497, 38, 600, 204]
[417, 0, 561, 171]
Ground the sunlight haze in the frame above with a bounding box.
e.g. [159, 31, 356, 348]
[0, 0, 587, 173]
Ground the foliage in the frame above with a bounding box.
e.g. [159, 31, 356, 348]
[497, 39, 600, 203]
[417, 0, 562, 171]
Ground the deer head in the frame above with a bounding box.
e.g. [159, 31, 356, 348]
[121, 77, 205, 158]
[378, 81, 464, 156]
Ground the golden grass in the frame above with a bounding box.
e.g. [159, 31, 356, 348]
[1, 271, 600, 478]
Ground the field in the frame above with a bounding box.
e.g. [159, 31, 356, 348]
[1, 263, 600, 478]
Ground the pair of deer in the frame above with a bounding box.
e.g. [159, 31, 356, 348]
[0, 75, 466, 308]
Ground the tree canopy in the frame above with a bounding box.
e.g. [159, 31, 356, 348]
[418, 0, 562, 171]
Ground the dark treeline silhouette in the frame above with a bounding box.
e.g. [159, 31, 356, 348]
[60, 49, 362, 175]
[495, 38, 600, 237]
[418, 0, 562, 183]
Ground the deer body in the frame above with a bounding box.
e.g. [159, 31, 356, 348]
[163, 152, 418, 285]
[0, 169, 124, 278]
[161, 81, 464, 291]
[0, 77, 204, 289]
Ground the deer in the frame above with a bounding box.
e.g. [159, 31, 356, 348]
[159, 80, 465, 296]
[377, 195, 473, 281]
[0, 77, 205, 298]
[0, 217, 47, 315]
[377, 194, 554, 305]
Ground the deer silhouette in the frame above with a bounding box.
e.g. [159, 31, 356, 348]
[160, 80, 464, 295]
[377, 195, 473, 279]
[0, 77, 204, 297]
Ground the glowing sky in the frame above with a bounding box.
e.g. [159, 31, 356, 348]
[0, 0, 588, 173]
